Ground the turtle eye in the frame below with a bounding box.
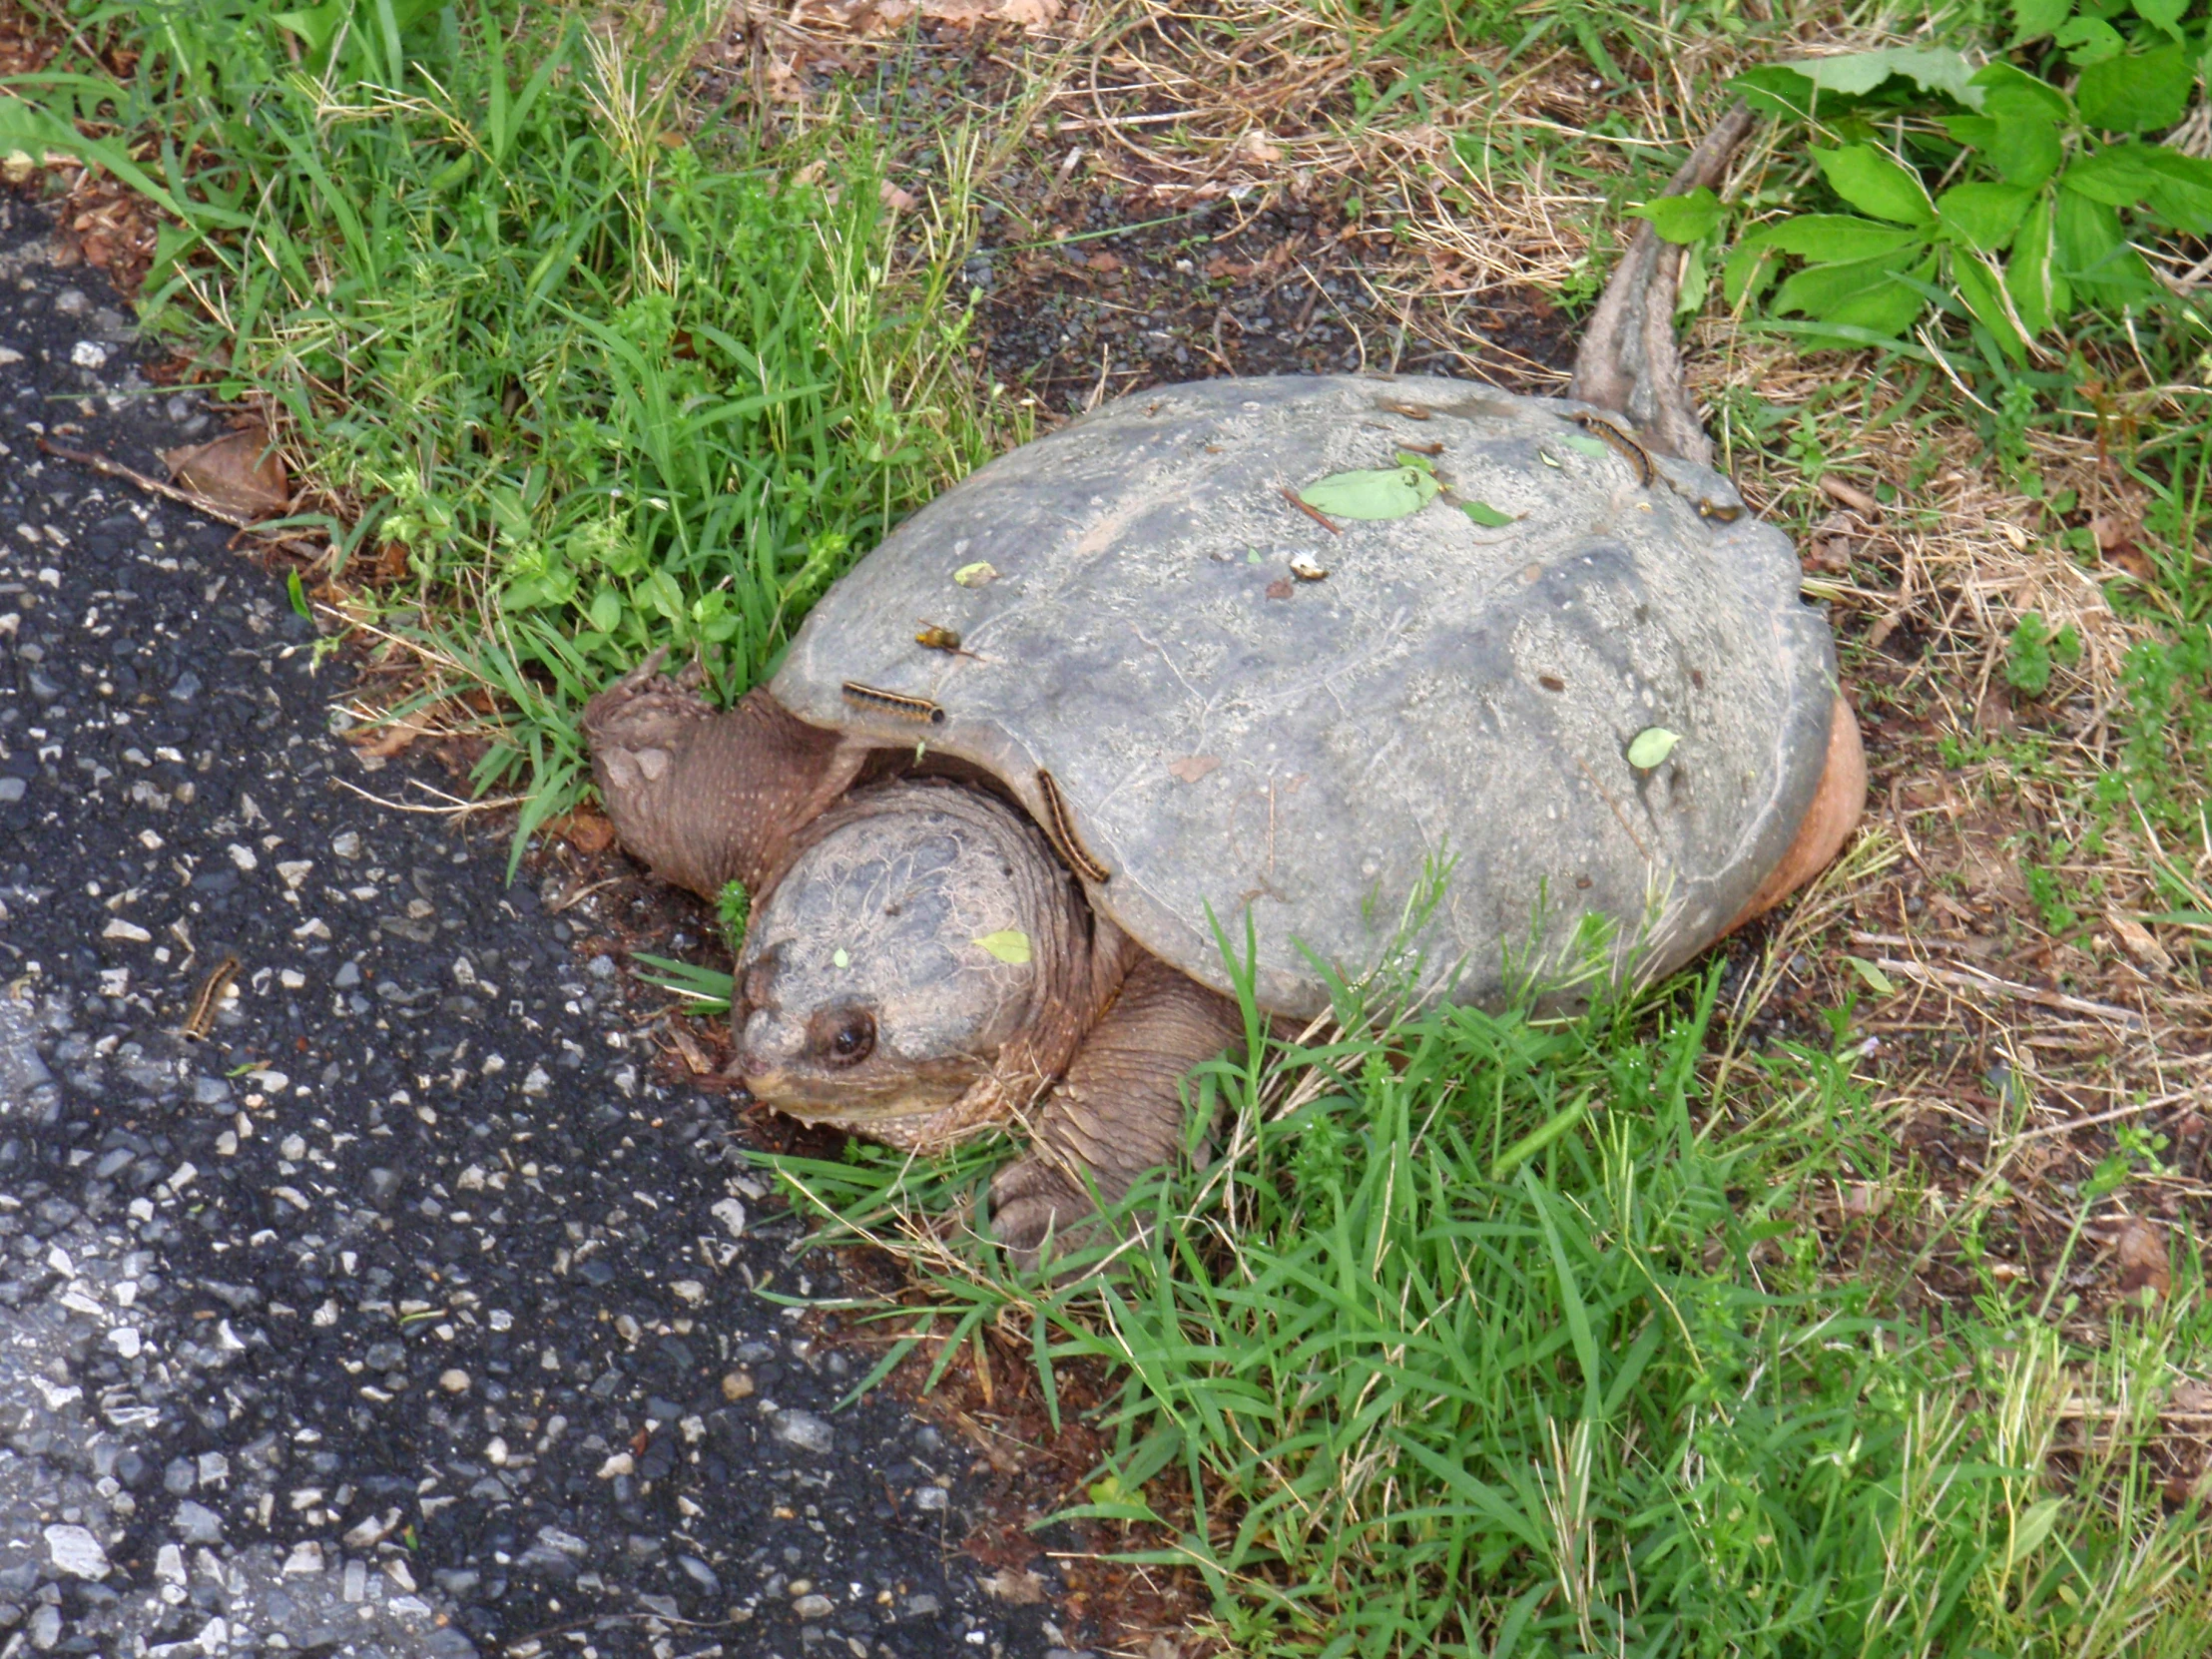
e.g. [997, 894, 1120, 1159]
[821, 1007, 875, 1067]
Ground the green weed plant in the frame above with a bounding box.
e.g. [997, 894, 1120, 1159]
[774, 960, 2212, 1657]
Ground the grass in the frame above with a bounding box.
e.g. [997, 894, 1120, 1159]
[9, 0, 2212, 1651]
[2, 0, 1010, 850]
[773, 960, 2212, 1656]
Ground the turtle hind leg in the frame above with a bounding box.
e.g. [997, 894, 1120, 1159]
[581, 655, 862, 901]
[988, 955, 1246, 1275]
[1568, 103, 1759, 469]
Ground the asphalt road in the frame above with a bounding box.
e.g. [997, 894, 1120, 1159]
[0, 191, 1068, 1659]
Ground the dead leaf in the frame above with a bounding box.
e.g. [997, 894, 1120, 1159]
[1240, 131, 1282, 164]
[2170, 1381, 2212, 1415]
[1975, 682, 2017, 736]
[2092, 510, 2142, 553]
[161, 426, 289, 519]
[545, 808, 616, 854]
[1840, 1182, 1892, 1219]
[1168, 756, 1221, 784]
[347, 718, 429, 761]
[1203, 255, 1250, 279]
[2113, 1216, 2171, 1303]
[2107, 910, 2173, 970]
[878, 181, 917, 213]
[978, 1568, 1047, 1605]
[1265, 577, 1294, 600]
[666, 1022, 712, 1076]
[1084, 251, 1122, 274]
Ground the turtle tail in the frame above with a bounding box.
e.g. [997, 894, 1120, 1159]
[1568, 103, 1759, 470]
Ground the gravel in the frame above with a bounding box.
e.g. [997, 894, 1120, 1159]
[0, 189, 1071, 1657]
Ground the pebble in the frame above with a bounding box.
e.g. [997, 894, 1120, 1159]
[794, 1593, 835, 1619]
[173, 1500, 225, 1543]
[43, 1522, 109, 1578]
[771, 1407, 836, 1455]
[437, 1368, 470, 1393]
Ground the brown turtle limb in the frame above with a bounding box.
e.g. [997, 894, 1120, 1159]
[1568, 102, 1760, 467]
[581, 651, 864, 900]
[989, 954, 1246, 1269]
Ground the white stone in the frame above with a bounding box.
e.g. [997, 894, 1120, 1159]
[102, 918, 152, 942]
[711, 1197, 748, 1239]
[227, 842, 258, 870]
[108, 1326, 142, 1359]
[281, 1541, 325, 1575]
[276, 859, 312, 888]
[71, 339, 108, 368]
[44, 1522, 110, 1578]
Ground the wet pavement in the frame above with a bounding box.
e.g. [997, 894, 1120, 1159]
[0, 191, 1069, 1659]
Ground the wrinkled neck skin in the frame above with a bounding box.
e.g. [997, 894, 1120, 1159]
[732, 780, 1129, 1152]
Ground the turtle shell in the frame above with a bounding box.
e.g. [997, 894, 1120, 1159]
[773, 374, 1835, 1019]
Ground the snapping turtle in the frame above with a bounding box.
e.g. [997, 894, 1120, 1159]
[583, 115, 1865, 1258]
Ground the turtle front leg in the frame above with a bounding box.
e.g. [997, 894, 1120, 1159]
[1567, 103, 1758, 468]
[581, 652, 862, 901]
[989, 955, 1247, 1271]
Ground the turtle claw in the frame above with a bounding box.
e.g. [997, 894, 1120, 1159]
[987, 1155, 1102, 1277]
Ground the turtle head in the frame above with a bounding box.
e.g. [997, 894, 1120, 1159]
[732, 786, 1055, 1133]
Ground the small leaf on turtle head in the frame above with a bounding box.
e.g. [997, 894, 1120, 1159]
[972, 929, 1032, 964]
[1561, 432, 1610, 458]
[1626, 727, 1681, 769]
[952, 561, 998, 586]
[1247, 549, 1263, 564]
[1393, 450, 1435, 473]
[1844, 955, 1896, 996]
[1298, 467, 1437, 520]
[831, 947, 849, 968]
[1463, 500, 1518, 528]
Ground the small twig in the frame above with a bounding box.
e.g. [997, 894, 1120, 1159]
[548, 875, 624, 915]
[1278, 486, 1341, 535]
[327, 775, 526, 816]
[36, 436, 258, 529]
[1572, 754, 1650, 862]
[1872, 957, 2146, 1031]
[2010, 1087, 2202, 1142]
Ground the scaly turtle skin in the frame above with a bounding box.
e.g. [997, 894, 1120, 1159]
[581, 113, 1867, 1264]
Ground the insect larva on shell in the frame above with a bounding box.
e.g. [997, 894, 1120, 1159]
[1034, 769, 1110, 884]
[840, 681, 946, 726]
[1569, 411, 1656, 488]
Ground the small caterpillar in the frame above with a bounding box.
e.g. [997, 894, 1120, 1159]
[841, 681, 946, 726]
[1035, 769, 1110, 884]
[1695, 499, 1744, 524]
[1569, 411, 1656, 488]
[182, 953, 241, 1042]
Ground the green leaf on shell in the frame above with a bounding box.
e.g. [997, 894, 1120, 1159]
[1561, 432, 1610, 458]
[1298, 466, 1441, 520]
[1845, 955, 1897, 996]
[1626, 727, 1681, 769]
[831, 947, 849, 968]
[1462, 500, 1518, 527]
[951, 561, 998, 586]
[1394, 450, 1435, 472]
[972, 929, 1032, 964]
